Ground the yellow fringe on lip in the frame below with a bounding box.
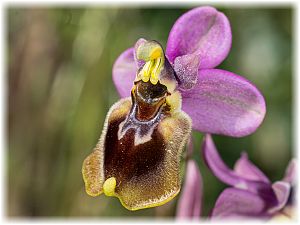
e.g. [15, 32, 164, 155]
[101, 175, 180, 211]
[118, 188, 180, 211]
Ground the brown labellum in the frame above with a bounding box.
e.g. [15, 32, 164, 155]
[82, 40, 192, 210]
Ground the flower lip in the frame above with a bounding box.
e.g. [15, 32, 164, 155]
[82, 95, 192, 210]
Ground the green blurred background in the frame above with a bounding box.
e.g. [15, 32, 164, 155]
[7, 5, 293, 218]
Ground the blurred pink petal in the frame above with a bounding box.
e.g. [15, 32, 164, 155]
[186, 136, 194, 158]
[202, 134, 271, 193]
[234, 152, 270, 183]
[211, 188, 267, 219]
[176, 160, 202, 219]
[112, 48, 136, 98]
[268, 181, 291, 214]
[283, 159, 297, 184]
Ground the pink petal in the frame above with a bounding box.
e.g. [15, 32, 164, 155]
[166, 6, 232, 68]
[282, 159, 297, 184]
[268, 181, 291, 214]
[173, 53, 200, 90]
[176, 160, 202, 219]
[182, 69, 266, 137]
[211, 188, 267, 219]
[112, 48, 136, 98]
[186, 136, 194, 158]
[234, 152, 270, 183]
[202, 134, 271, 194]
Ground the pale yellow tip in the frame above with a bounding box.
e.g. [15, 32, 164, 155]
[142, 70, 150, 82]
[103, 177, 117, 196]
[150, 75, 159, 85]
[150, 47, 162, 60]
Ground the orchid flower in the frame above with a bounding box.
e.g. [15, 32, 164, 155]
[203, 134, 296, 220]
[82, 6, 266, 211]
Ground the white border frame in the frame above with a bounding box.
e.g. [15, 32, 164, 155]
[1, 1, 298, 224]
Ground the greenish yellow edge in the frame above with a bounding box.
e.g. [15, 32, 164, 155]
[83, 165, 180, 210]
[114, 188, 180, 211]
[82, 164, 103, 197]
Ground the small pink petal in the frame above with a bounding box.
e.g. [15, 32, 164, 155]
[234, 152, 270, 184]
[211, 188, 267, 219]
[268, 181, 291, 214]
[282, 159, 297, 184]
[112, 48, 136, 98]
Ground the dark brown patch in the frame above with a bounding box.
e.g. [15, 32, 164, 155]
[104, 115, 166, 192]
[135, 81, 168, 121]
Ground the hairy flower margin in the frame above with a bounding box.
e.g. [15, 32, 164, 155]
[82, 6, 267, 211]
